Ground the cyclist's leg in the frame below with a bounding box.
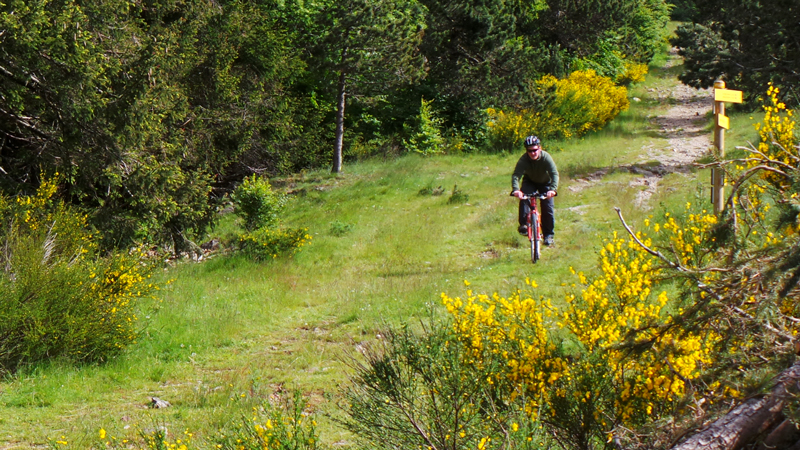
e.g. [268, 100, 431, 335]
[540, 196, 555, 237]
[518, 200, 530, 227]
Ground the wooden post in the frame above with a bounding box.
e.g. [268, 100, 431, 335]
[712, 80, 726, 215]
[711, 81, 742, 215]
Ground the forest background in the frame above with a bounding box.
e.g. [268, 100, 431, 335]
[1, 0, 800, 449]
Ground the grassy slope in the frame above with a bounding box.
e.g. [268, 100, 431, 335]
[0, 46, 760, 448]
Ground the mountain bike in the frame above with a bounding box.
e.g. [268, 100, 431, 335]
[515, 192, 548, 263]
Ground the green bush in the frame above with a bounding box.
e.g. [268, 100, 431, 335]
[231, 175, 287, 231]
[341, 323, 543, 450]
[0, 178, 158, 374]
[238, 227, 311, 261]
[417, 183, 445, 196]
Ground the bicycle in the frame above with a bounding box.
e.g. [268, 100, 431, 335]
[513, 191, 548, 263]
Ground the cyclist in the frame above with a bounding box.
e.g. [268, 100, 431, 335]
[511, 135, 559, 246]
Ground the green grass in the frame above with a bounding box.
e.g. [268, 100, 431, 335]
[0, 47, 767, 448]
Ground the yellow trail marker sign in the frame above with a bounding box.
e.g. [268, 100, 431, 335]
[710, 80, 742, 216]
[717, 114, 730, 130]
[715, 88, 743, 103]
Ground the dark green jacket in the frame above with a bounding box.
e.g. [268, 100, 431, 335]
[511, 151, 559, 193]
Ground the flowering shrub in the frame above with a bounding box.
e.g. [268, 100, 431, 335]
[538, 70, 630, 137]
[341, 323, 542, 450]
[0, 177, 158, 374]
[442, 215, 720, 448]
[616, 62, 649, 86]
[231, 175, 287, 231]
[485, 70, 629, 150]
[238, 227, 311, 261]
[485, 107, 567, 151]
[752, 84, 797, 189]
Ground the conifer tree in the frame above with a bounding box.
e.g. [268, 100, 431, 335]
[672, 0, 800, 104]
[308, 0, 426, 173]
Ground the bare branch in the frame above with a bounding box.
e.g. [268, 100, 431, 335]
[726, 165, 790, 210]
[697, 157, 795, 174]
[739, 143, 798, 169]
[0, 105, 50, 139]
[614, 207, 687, 271]
[729, 306, 795, 342]
[0, 62, 40, 88]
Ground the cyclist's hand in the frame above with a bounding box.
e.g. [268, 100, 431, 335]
[545, 190, 556, 199]
[512, 190, 525, 199]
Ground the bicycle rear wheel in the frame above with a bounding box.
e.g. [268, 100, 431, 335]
[530, 212, 541, 263]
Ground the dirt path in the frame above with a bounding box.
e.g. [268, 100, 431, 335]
[567, 49, 715, 210]
[650, 85, 713, 165]
[632, 76, 713, 208]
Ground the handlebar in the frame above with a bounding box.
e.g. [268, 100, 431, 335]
[510, 192, 548, 200]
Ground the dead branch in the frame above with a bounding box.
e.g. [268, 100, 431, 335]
[614, 207, 686, 271]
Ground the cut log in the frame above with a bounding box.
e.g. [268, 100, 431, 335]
[670, 361, 800, 450]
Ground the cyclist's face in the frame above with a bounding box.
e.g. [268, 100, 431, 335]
[526, 146, 541, 159]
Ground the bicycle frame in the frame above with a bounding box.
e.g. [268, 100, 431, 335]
[520, 193, 547, 263]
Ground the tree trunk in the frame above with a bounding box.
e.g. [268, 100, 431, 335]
[332, 70, 346, 174]
[670, 361, 800, 450]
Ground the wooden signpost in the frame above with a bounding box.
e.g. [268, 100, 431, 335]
[711, 80, 743, 214]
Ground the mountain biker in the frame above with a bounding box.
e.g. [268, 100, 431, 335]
[511, 135, 559, 246]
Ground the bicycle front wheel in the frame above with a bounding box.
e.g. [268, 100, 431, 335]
[530, 212, 541, 263]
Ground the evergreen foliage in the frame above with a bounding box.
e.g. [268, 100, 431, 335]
[304, 0, 427, 173]
[0, 0, 671, 250]
[231, 175, 287, 231]
[403, 98, 445, 155]
[672, 0, 800, 105]
[0, 0, 310, 251]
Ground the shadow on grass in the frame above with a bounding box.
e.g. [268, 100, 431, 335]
[565, 160, 699, 180]
[649, 62, 685, 81]
[594, 112, 663, 140]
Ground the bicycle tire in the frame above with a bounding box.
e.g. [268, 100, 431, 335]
[531, 211, 541, 263]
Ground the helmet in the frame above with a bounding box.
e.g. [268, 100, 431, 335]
[524, 136, 540, 147]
